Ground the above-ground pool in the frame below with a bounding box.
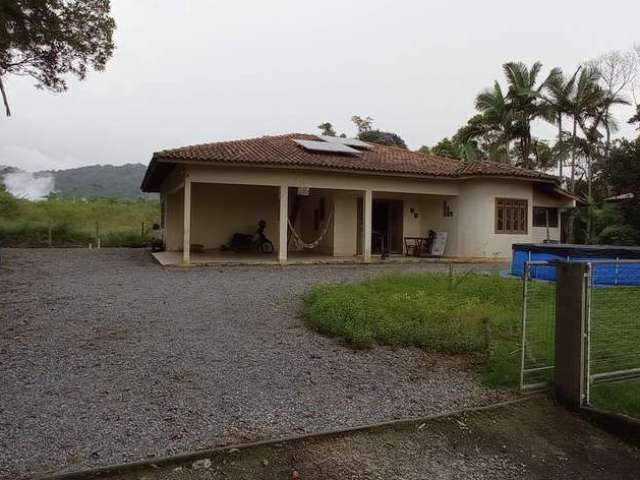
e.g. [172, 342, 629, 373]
[511, 243, 640, 285]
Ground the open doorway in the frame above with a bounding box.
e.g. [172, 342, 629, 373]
[356, 198, 404, 255]
[373, 199, 403, 254]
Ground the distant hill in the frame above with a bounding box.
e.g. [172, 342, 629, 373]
[0, 163, 155, 199]
[0, 165, 20, 177]
[46, 164, 153, 199]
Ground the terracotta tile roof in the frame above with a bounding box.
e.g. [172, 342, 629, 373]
[142, 133, 557, 191]
[454, 159, 556, 179]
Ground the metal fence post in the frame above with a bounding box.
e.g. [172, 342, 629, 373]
[519, 262, 529, 392]
[583, 263, 592, 406]
[554, 261, 588, 408]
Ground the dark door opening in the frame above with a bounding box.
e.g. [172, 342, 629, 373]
[372, 199, 403, 254]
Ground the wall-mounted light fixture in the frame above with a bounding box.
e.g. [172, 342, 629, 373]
[443, 201, 454, 217]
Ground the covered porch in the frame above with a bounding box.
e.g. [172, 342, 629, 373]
[160, 169, 460, 266]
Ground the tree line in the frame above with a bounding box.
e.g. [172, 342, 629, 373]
[321, 48, 640, 245]
[421, 49, 639, 175]
[420, 47, 640, 243]
[318, 116, 409, 149]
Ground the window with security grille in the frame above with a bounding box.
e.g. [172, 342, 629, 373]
[495, 198, 528, 234]
[533, 206, 559, 228]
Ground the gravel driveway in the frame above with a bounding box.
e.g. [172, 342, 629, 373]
[0, 249, 511, 479]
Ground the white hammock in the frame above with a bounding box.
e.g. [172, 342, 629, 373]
[288, 209, 334, 249]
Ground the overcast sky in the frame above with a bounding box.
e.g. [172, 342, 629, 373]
[2, 0, 639, 171]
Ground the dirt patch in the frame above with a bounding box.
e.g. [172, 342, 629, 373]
[62, 397, 640, 480]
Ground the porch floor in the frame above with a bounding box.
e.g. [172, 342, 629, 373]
[151, 250, 508, 267]
[153, 250, 355, 266]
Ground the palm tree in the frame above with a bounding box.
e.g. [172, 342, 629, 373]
[549, 65, 629, 243]
[473, 82, 514, 163]
[548, 66, 602, 243]
[576, 88, 629, 243]
[565, 66, 603, 194]
[544, 67, 581, 182]
[502, 62, 562, 169]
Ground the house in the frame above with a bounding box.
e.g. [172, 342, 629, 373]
[140, 133, 575, 265]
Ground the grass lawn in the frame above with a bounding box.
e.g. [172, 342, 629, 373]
[302, 272, 640, 416]
[303, 272, 531, 388]
[591, 381, 640, 418]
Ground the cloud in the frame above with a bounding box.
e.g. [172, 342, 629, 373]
[1, 0, 639, 169]
[3, 171, 56, 200]
[0, 145, 69, 172]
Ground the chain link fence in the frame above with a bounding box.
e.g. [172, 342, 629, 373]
[586, 261, 640, 418]
[520, 262, 557, 390]
[520, 259, 640, 418]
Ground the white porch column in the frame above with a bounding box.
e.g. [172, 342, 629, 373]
[279, 184, 288, 264]
[182, 177, 191, 265]
[363, 189, 372, 263]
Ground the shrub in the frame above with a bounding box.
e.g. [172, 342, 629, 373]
[597, 224, 640, 246]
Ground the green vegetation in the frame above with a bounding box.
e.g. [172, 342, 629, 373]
[317, 116, 408, 149]
[321, 51, 640, 248]
[0, 190, 159, 247]
[303, 272, 527, 387]
[591, 381, 640, 418]
[419, 49, 640, 245]
[0, 0, 116, 117]
[303, 272, 640, 411]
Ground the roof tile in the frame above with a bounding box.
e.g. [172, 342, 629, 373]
[143, 133, 557, 190]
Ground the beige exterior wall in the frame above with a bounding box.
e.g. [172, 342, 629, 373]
[402, 196, 422, 241]
[456, 179, 573, 258]
[419, 196, 459, 256]
[165, 188, 184, 251]
[186, 164, 460, 196]
[190, 183, 280, 251]
[531, 226, 561, 243]
[456, 179, 532, 258]
[290, 189, 360, 257]
[394, 194, 458, 256]
[332, 192, 359, 257]
[292, 189, 334, 255]
[159, 164, 573, 259]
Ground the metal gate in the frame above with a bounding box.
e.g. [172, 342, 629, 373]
[583, 260, 640, 406]
[520, 261, 557, 391]
[520, 259, 640, 405]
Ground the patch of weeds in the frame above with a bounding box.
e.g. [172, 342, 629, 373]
[302, 272, 531, 387]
